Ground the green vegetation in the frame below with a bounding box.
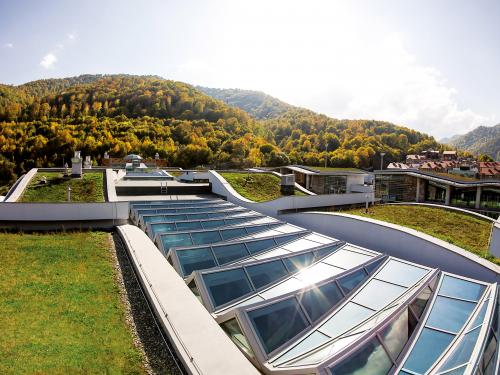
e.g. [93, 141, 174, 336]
[0, 74, 445, 188]
[220, 172, 305, 202]
[343, 204, 497, 265]
[19, 172, 104, 202]
[425, 171, 479, 182]
[0, 231, 146, 374]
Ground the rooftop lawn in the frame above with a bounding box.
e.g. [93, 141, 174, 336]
[342, 204, 498, 265]
[19, 171, 105, 202]
[424, 171, 480, 182]
[220, 172, 306, 202]
[0, 231, 146, 374]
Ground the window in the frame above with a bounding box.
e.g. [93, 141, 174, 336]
[246, 260, 289, 290]
[402, 328, 454, 374]
[439, 326, 481, 372]
[191, 231, 223, 245]
[161, 233, 193, 251]
[320, 302, 373, 338]
[323, 249, 373, 270]
[410, 287, 433, 318]
[220, 227, 248, 241]
[300, 282, 344, 321]
[352, 279, 406, 310]
[176, 221, 203, 231]
[375, 260, 428, 287]
[338, 269, 368, 294]
[439, 275, 485, 302]
[178, 247, 217, 276]
[248, 299, 309, 354]
[379, 308, 417, 360]
[329, 337, 392, 375]
[201, 219, 225, 228]
[220, 319, 255, 358]
[213, 243, 249, 265]
[246, 238, 277, 255]
[203, 269, 253, 307]
[426, 296, 476, 333]
[283, 252, 315, 272]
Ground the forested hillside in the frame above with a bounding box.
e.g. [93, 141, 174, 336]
[0, 74, 443, 190]
[442, 124, 500, 161]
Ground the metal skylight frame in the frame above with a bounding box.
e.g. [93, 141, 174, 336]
[166, 230, 313, 278]
[395, 272, 493, 375]
[217, 257, 437, 373]
[188, 241, 347, 313]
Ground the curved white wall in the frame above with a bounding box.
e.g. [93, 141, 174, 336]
[283, 211, 500, 283]
[207, 170, 374, 218]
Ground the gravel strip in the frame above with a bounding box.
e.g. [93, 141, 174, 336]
[109, 232, 185, 375]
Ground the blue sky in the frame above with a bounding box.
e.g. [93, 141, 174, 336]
[1, 0, 499, 138]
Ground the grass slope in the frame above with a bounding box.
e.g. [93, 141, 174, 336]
[0, 231, 146, 374]
[20, 172, 105, 202]
[220, 172, 305, 202]
[343, 204, 497, 264]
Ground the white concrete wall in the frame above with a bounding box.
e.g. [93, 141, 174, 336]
[207, 170, 374, 218]
[491, 221, 500, 258]
[0, 202, 129, 221]
[105, 169, 118, 202]
[4, 168, 38, 202]
[117, 225, 259, 375]
[283, 212, 500, 283]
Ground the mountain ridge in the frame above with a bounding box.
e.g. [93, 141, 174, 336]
[441, 124, 500, 160]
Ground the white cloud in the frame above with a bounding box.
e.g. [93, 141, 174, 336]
[40, 53, 57, 69]
[56, 43, 64, 50]
[67, 33, 76, 40]
[171, 0, 494, 138]
[4, 43, 13, 48]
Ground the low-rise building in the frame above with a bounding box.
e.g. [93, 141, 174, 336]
[479, 162, 500, 179]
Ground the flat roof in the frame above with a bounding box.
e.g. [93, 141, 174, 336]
[375, 169, 500, 187]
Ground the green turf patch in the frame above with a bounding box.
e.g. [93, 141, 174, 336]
[343, 204, 498, 265]
[0, 231, 146, 374]
[19, 172, 105, 202]
[220, 172, 305, 202]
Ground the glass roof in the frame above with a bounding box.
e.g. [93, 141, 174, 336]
[194, 244, 343, 311]
[399, 273, 490, 375]
[140, 207, 250, 225]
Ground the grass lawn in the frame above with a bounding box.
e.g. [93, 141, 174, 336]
[0, 231, 146, 374]
[342, 204, 498, 265]
[19, 172, 105, 202]
[220, 172, 306, 202]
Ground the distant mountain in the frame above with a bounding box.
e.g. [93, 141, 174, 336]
[441, 124, 500, 160]
[196, 87, 295, 119]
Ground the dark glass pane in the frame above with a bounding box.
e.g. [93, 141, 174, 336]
[246, 239, 277, 254]
[440, 326, 481, 372]
[188, 213, 209, 219]
[161, 233, 193, 251]
[426, 296, 476, 333]
[380, 308, 416, 360]
[151, 223, 176, 235]
[201, 220, 225, 228]
[410, 286, 433, 318]
[245, 225, 269, 234]
[364, 257, 384, 274]
[313, 245, 338, 260]
[221, 228, 248, 241]
[482, 331, 497, 372]
[220, 318, 254, 358]
[178, 247, 217, 276]
[403, 328, 454, 374]
[338, 268, 368, 294]
[330, 338, 392, 375]
[187, 280, 201, 303]
[246, 260, 289, 290]
[275, 234, 300, 245]
[283, 252, 315, 272]
[213, 243, 249, 265]
[300, 282, 343, 321]
[203, 269, 253, 307]
[248, 298, 309, 354]
[439, 275, 486, 302]
[191, 231, 223, 245]
[176, 221, 202, 231]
